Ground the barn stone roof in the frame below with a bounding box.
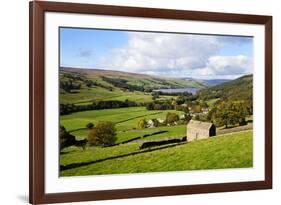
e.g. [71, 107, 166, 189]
[187, 120, 214, 130]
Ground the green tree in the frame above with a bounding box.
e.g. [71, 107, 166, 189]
[146, 102, 154, 110]
[151, 91, 160, 100]
[193, 105, 201, 113]
[59, 125, 76, 150]
[182, 106, 190, 114]
[153, 103, 161, 110]
[86, 122, 94, 129]
[200, 101, 208, 108]
[175, 96, 185, 105]
[138, 119, 147, 129]
[212, 101, 248, 128]
[166, 112, 179, 125]
[88, 122, 117, 147]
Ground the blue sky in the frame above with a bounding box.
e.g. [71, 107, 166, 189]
[60, 27, 253, 79]
[60, 28, 127, 67]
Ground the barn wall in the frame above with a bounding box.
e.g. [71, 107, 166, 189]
[187, 128, 210, 142]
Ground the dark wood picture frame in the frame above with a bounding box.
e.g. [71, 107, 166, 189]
[29, 1, 272, 204]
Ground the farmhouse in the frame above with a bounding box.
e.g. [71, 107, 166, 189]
[147, 119, 154, 128]
[186, 120, 216, 142]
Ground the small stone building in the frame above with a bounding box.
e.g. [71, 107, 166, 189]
[186, 120, 216, 142]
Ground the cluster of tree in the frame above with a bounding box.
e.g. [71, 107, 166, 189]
[150, 91, 198, 104]
[60, 121, 117, 150]
[60, 125, 76, 150]
[60, 71, 115, 92]
[146, 101, 174, 111]
[84, 79, 99, 87]
[101, 76, 145, 92]
[157, 91, 195, 97]
[61, 72, 85, 82]
[88, 121, 117, 147]
[193, 113, 209, 122]
[197, 75, 253, 108]
[92, 99, 138, 109]
[60, 100, 139, 115]
[166, 112, 180, 125]
[137, 112, 189, 129]
[59, 126, 87, 150]
[151, 91, 160, 100]
[145, 99, 192, 114]
[183, 100, 209, 114]
[60, 80, 81, 93]
[174, 94, 198, 103]
[84, 79, 114, 91]
[174, 104, 189, 113]
[208, 101, 249, 128]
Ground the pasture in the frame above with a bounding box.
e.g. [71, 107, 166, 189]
[60, 86, 151, 105]
[60, 107, 186, 143]
[60, 130, 253, 176]
[60, 85, 175, 105]
[59, 69, 254, 177]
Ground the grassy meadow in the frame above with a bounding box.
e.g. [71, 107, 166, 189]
[60, 130, 253, 176]
[61, 107, 185, 143]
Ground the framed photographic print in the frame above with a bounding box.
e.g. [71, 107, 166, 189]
[29, 1, 272, 204]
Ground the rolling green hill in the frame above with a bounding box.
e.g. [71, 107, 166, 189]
[197, 74, 253, 102]
[59, 69, 253, 177]
[61, 67, 205, 89]
[60, 67, 206, 105]
[60, 130, 253, 176]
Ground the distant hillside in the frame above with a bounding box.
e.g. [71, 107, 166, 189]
[181, 77, 230, 87]
[197, 74, 253, 102]
[199, 79, 230, 86]
[60, 67, 206, 90]
[59, 67, 206, 105]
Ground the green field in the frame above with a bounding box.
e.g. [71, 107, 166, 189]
[59, 68, 205, 105]
[60, 130, 253, 176]
[59, 68, 253, 177]
[60, 86, 158, 105]
[60, 107, 185, 143]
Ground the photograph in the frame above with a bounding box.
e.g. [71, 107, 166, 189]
[59, 27, 254, 177]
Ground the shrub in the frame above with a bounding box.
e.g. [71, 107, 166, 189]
[146, 102, 154, 110]
[59, 125, 76, 150]
[194, 114, 200, 121]
[153, 104, 161, 110]
[193, 113, 208, 122]
[88, 122, 117, 147]
[166, 113, 179, 125]
[138, 119, 147, 129]
[86, 122, 94, 129]
[193, 105, 201, 113]
[212, 101, 248, 128]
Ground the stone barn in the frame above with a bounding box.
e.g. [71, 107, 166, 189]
[186, 120, 216, 142]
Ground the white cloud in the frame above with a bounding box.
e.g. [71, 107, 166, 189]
[98, 32, 252, 79]
[101, 32, 221, 73]
[192, 55, 253, 79]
